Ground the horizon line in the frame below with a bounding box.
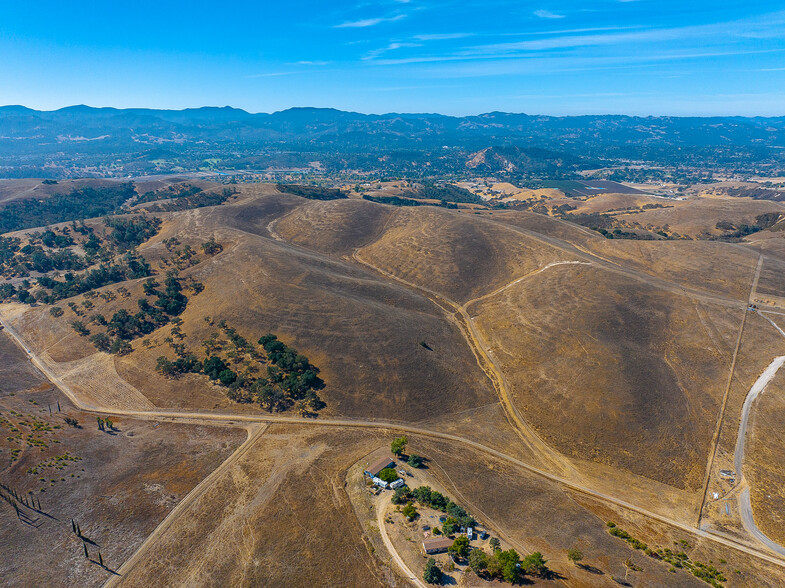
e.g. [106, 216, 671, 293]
[1, 104, 784, 119]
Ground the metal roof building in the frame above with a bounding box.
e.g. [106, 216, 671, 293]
[364, 455, 395, 478]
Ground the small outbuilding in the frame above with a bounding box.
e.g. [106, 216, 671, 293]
[422, 537, 453, 555]
[372, 477, 389, 489]
[365, 456, 396, 478]
[390, 479, 405, 489]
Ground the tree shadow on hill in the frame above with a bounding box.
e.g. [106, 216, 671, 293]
[17, 510, 43, 528]
[88, 558, 119, 576]
[578, 563, 604, 575]
[440, 573, 458, 585]
[542, 569, 566, 581]
[404, 455, 430, 471]
[78, 532, 100, 547]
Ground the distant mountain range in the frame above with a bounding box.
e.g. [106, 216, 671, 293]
[1, 105, 784, 178]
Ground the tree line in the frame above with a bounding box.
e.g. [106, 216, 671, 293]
[277, 184, 347, 201]
[70, 274, 193, 355]
[0, 215, 162, 303]
[0, 184, 137, 233]
[156, 323, 326, 415]
[392, 485, 475, 529]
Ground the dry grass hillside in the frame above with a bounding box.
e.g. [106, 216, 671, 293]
[4, 181, 785, 586]
[614, 197, 785, 238]
[117, 425, 393, 588]
[7, 186, 498, 422]
[0, 332, 244, 588]
[273, 197, 395, 255]
[470, 262, 739, 489]
[6, 184, 764, 488]
[355, 206, 569, 303]
[482, 209, 760, 300]
[411, 435, 785, 587]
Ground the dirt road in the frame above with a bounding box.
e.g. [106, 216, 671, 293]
[376, 494, 427, 588]
[104, 423, 269, 587]
[352, 250, 578, 479]
[697, 255, 761, 527]
[2, 314, 785, 574]
[462, 260, 591, 310]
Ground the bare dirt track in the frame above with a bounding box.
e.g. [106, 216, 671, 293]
[0, 333, 245, 588]
[469, 261, 739, 490]
[376, 493, 427, 588]
[114, 425, 393, 588]
[4, 183, 785, 586]
[5, 304, 785, 578]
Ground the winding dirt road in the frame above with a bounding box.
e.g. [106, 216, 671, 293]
[351, 250, 578, 479]
[376, 494, 427, 588]
[4, 293, 785, 581]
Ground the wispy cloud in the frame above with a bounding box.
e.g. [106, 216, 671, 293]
[534, 9, 565, 19]
[369, 47, 783, 69]
[294, 60, 330, 66]
[515, 26, 639, 36]
[245, 72, 298, 78]
[361, 10, 785, 65]
[363, 42, 422, 60]
[366, 84, 458, 92]
[335, 14, 406, 28]
[413, 33, 474, 41]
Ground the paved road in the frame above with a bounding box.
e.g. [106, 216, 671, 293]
[733, 356, 785, 477]
[739, 489, 785, 557]
[759, 311, 785, 339]
[731, 348, 785, 558]
[739, 488, 785, 555]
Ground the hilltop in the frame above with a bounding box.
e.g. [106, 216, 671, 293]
[2, 179, 785, 586]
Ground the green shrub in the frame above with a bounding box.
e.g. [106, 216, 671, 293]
[378, 467, 398, 483]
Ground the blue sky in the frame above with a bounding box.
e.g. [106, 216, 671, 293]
[1, 1, 784, 115]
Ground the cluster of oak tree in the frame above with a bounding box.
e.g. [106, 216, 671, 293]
[0, 215, 161, 303]
[156, 322, 325, 415]
[425, 540, 549, 585]
[68, 274, 192, 356]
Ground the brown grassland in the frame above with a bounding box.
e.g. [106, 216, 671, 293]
[2, 180, 785, 585]
[0, 331, 245, 588]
